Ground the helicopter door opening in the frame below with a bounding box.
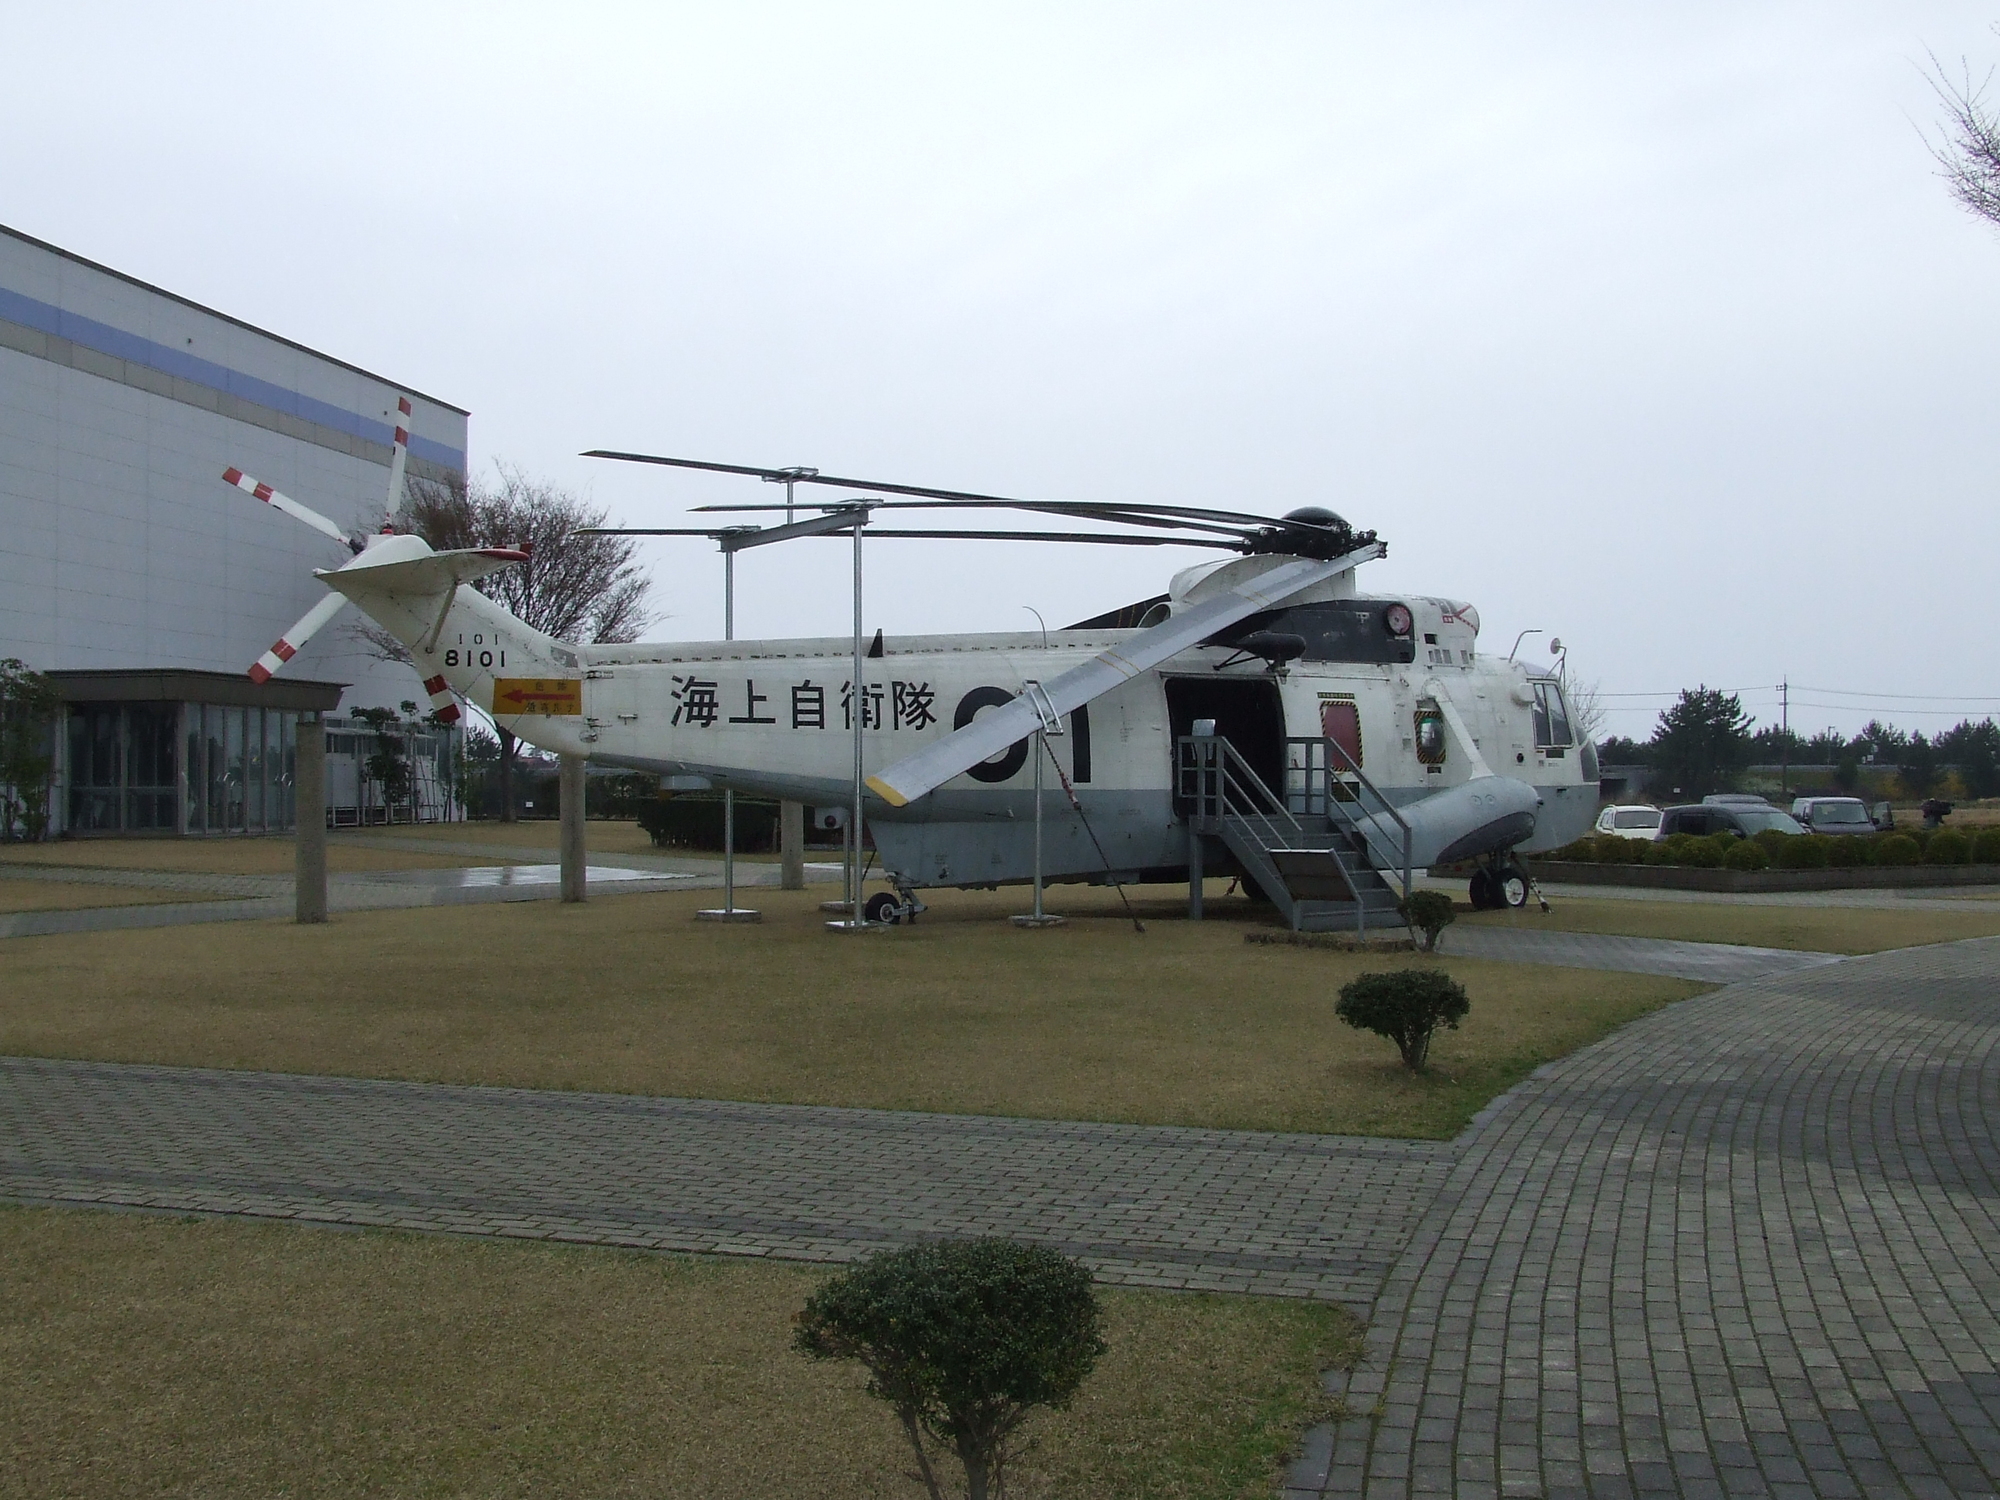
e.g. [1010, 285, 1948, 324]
[1165, 676, 1286, 815]
[1320, 696, 1363, 803]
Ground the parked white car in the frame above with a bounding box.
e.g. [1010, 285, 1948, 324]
[1595, 804, 1663, 841]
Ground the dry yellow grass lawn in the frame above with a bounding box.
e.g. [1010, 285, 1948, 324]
[1462, 897, 2000, 955]
[349, 818, 664, 857]
[0, 1206, 1357, 1500]
[0, 880, 220, 913]
[0, 884, 1697, 1138]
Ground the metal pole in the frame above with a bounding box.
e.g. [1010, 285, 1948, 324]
[723, 548, 734, 914]
[700, 542, 758, 921]
[1032, 729, 1045, 920]
[851, 514, 864, 921]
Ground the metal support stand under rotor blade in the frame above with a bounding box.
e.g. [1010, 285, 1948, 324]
[828, 510, 879, 932]
[1012, 681, 1066, 929]
[295, 711, 327, 924]
[700, 545, 760, 922]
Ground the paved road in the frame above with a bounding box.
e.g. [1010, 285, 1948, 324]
[1287, 937, 2000, 1499]
[0, 1059, 1451, 1303]
[1445, 927, 1843, 985]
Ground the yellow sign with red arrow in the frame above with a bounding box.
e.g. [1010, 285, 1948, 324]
[492, 678, 584, 716]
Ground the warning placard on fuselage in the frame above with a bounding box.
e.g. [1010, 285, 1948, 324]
[492, 678, 584, 716]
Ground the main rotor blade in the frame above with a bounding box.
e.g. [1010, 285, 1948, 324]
[223, 467, 350, 548]
[865, 543, 1385, 808]
[856, 529, 1237, 547]
[581, 448, 1306, 533]
[248, 592, 349, 683]
[575, 525, 1235, 548]
[689, 498, 1261, 540]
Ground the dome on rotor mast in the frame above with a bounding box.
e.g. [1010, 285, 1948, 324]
[1283, 506, 1348, 528]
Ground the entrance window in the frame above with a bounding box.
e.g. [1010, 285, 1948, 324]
[65, 703, 181, 832]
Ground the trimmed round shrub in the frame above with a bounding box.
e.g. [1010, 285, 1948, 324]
[1774, 835, 1830, 870]
[1724, 839, 1769, 871]
[1871, 834, 1921, 867]
[1641, 839, 1678, 866]
[1584, 836, 1632, 868]
[1824, 835, 1870, 868]
[1973, 829, 2000, 864]
[1546, 838, 1596, 862]
[1675, 836, 1722, 869]
[794, 1238, 1106, 1500]
[1335, 969, 1471, 1072]
[1752, 829, 1790, 860]
[1924, 830, 1970, 865]
[1398, 889, 1457, 952]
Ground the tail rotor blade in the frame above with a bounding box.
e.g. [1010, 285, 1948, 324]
[248, 593, 349, 682]
[382, 395, 412, 530]
[223, 467, 352, 548]
[418, 672, 462, 725]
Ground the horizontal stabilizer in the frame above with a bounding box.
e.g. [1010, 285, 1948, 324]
[321, 545, 529, 603]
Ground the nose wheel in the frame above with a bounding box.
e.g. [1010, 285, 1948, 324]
[1469, 858, 1534, 910]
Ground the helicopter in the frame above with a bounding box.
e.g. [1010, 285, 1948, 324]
[218, 428, 1600, 929]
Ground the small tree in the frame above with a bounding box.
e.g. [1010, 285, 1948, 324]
[0, 659, 61, 841]
[1335, 969, 1470, 1072]
[1648, 686, 1754, 799]
[1398, 890, 1457, 952]
[1928, 41, 2000, 232]
[794, 1238, 1105, 1500]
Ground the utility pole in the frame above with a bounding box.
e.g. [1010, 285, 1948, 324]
[1780, 677, 1790, 799]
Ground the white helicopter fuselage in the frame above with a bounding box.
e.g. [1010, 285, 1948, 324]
[330, 536, 1597, 891]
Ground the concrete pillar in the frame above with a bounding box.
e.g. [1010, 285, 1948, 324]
[295, 711, 327, 924]
[559, 752, 587, 903]
[780, 799, 805, 891]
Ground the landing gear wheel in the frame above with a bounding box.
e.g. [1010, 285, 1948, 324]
[1468, 870, 1499, 910]
[1499, 869, 1529, 909]
[863, 891, 902, 925]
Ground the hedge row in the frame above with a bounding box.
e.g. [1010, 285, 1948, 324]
[1546, 826, 2000, 871]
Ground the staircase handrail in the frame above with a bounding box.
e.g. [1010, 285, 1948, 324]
[1312, 733, 1413, 902]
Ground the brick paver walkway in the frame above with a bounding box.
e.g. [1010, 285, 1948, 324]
[0, 1059, 1450, 1303]
[1288, 936, 2000, 1498]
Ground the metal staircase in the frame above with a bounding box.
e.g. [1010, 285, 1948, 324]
[1178, 731, 1413, 934]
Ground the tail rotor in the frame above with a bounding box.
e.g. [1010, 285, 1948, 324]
[221, 394, 456, 719]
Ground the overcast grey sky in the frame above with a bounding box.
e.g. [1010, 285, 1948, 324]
[5, 2, 1997, 741]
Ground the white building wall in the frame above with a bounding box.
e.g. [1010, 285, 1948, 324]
[0, 224, 469, 715]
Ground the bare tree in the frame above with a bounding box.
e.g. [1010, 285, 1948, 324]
[1566, 675, 1608, 748]
[362, 464, 652, 820]
[1929, 42, 2000, 229]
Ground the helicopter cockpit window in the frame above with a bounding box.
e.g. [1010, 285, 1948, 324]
[1531, 681, 1573, 748]
[1208, 603, 1416, 665]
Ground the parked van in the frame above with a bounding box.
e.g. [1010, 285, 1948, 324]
[1789, 796, 1875, 835]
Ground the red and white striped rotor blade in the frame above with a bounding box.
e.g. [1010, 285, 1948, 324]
[247, 593, 349, 683]
[382, 395, 412, 530]
[418, 671, 462, 725]
[221, 467, 350, 547]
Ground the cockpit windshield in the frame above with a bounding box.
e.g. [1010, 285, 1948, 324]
[1531, 681, 1573, 748]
